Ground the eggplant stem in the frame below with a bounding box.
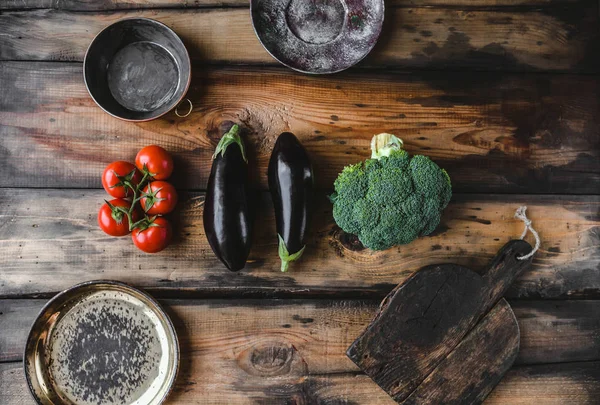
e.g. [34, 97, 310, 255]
[277, 234, 305, 272]
[213, 124, 247, 163]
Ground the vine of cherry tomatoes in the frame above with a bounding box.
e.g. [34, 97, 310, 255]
[98, 145, 177, 253]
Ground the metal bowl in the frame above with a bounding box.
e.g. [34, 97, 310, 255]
[84, 18, 191, 121]
[24, 280, 179, 405]
[251, 0, 385, 74]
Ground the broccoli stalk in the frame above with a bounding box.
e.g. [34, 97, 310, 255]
[331, 133, 452, 251]
[371, 133, 404, 159]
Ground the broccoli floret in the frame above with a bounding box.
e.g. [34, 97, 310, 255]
[410, 155, 451, 210]
[420, 198, 442, 236]
[366, 166, 413, 205]
[353, 198, 380, 227]
[331, 162, 367, 234]
[386, 149, 411, 170]
[331, 133, 452, 251]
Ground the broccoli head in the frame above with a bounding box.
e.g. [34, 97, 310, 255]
[330, 133, 451, 250]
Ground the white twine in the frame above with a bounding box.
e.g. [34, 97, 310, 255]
[514, 206, 540, 260]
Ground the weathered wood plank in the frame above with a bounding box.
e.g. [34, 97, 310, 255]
[0, 300, 36, 362]
[1, 298, 599, 404]
[0, 6, 597, 73]
[0, 364, 33, 405]
[0, 189, 597, 299]
[1, 62, 598, 194]
[485, 361, 600, 405]
[0, 0, 246, 9]
[515, 300, 600, 365]
[3, 360, 599, 404]
[0, 300, 600, 404]
[0, 0, 590, 11]
[3, 299, 599, 365]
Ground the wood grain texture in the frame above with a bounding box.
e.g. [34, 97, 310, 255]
[348, 242, 530, 403]
[402, 299, 519, 405]
[1, 62, 598, 194]
[0, 2, 596, 403]
[514, 300, 600, 365]
[0, 0, 590, 11]
[1, 299, 599, 404]
[0, 6, 598, 73]
[3, 299, 599, 366]
[0, 0, 247, 9]
[0, 189, 597, 299]
[3, 361, 600, 405]
[485, 361, 600, 405]
[0, 300, 36, 362]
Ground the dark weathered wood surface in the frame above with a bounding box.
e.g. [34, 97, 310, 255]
[348, 241, 530, 403]
[402, 299, 520, 405]
[0, 0, 598, 403]
[485, 361, 600, 405]
[2, 360, 599, 405]
[0, 5, 598, 72]
[1, 62, 598, 194]
[1, 298, 599, 404]
[515, 300, 600, 365]
[0, 0, 592, 10]
[0, 189, 598, 299]
[2, 299, 599, 366]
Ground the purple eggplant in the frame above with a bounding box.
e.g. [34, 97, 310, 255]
[204, 124, 253, 271]
[268, 132, 313, 272]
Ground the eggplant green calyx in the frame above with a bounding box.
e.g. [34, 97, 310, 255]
[213, 124, 247, 163]
[371, 133, 404, 159]
[277, 234, 305, 273]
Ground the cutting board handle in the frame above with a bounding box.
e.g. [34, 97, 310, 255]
[480, 239, 533, 305]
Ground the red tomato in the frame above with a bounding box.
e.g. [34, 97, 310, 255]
[98, 199, 141, 237]
[102, 161, 142, 198]
[135, 145, 174, 180]
[140, 181, 178, 215]
[131, 217, 172, 253]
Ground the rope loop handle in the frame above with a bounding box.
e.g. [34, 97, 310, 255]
[514, 206, 540, 260]
[175, 98, 193, 118]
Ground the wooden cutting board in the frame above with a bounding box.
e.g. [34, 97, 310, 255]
[347, 240, 533, 405]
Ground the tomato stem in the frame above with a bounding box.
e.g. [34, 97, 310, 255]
[123, 167, 154, 231]
[140, 183, 167, 213]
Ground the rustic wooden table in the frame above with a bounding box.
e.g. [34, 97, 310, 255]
[1, 0, 599, 404]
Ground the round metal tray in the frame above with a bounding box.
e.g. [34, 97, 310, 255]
[24, 280, 179, 405]
[251, 0, 385, 74]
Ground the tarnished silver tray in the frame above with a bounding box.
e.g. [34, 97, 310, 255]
[24, 280, 179, 405]
[251, 0, 385, 74]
